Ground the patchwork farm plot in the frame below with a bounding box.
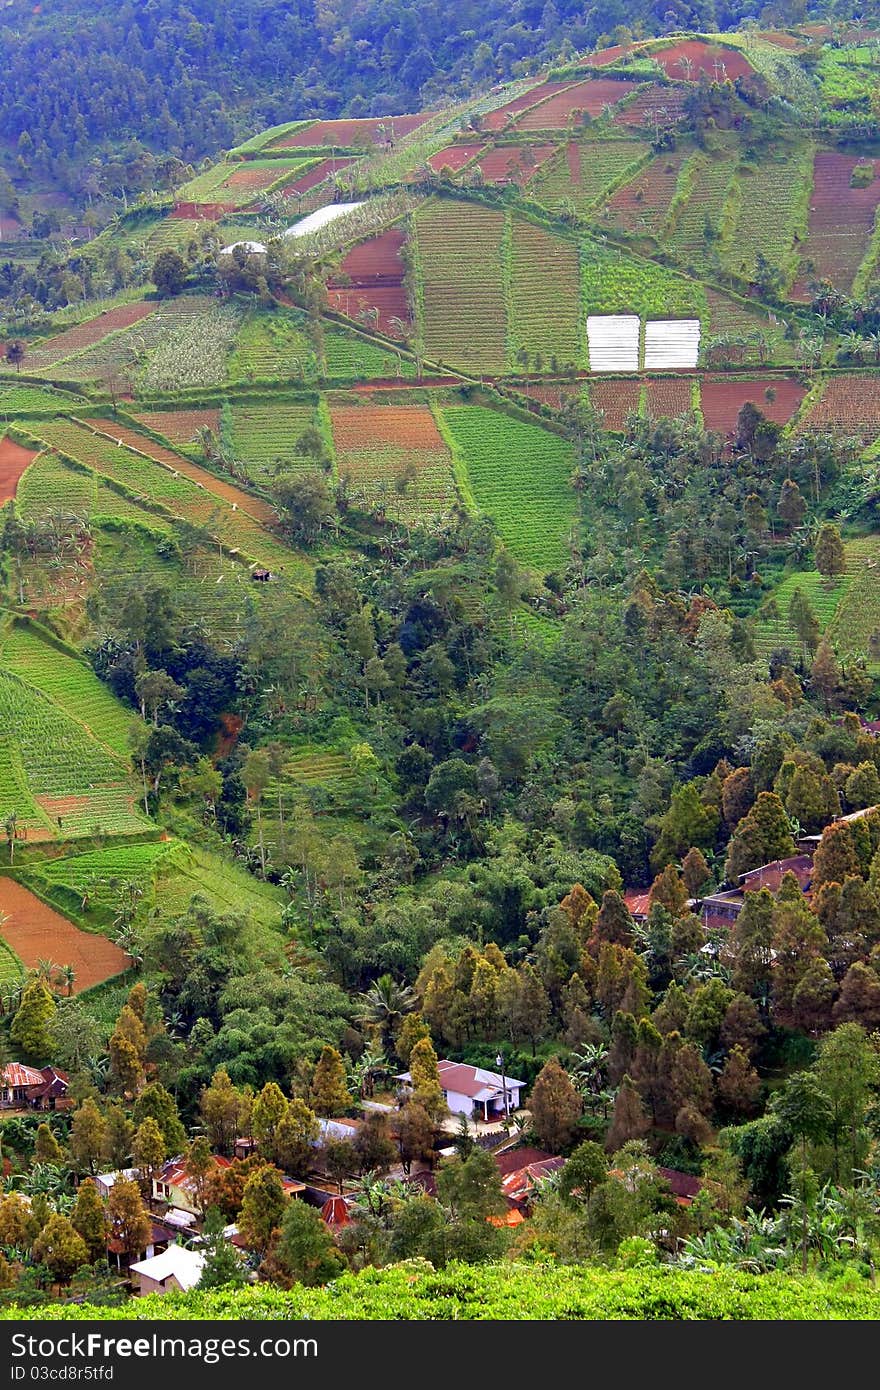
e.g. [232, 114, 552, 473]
[798, 374, 880, 445]
[482, 82, 575, 132]
[511, 78, 641, 131]
[270, 114, 431, 150]
[644, 319, 701, 369]
[0, 665, 149, 843]
[648, 39, 755, 82]
[428, 143, 486, 174]
[230, 403, 320, 482]
[704, 289, 789, 363]
[603, 148, 690, 237]
[587, 315, 640, 371]
[644, 376, 694, 418]
[26, 297, 222, 383]
[531, 139, 648, 217]
[473, 144, 558, 184]
[795, 152, 880, 294]
[329, 403, 457, 520]
[441, 405, 577, 572]
[613, 88, 689, 130]
[282, 156, 356, 195]
[229, 309, 315, 381]
[327, 228, 411, 338]
[580, 236, 707, 322]
[752, 536, 877, 662]
[415, 202, 508, 372]
[587, 378, 643, 429]
[5, 302, 157, 372]
[137, 303, 242, 392]
[664, 152, 740, 268]
[509, 220, 582, 368]
[0, 384, 86, 415]
[132, 407, 222, 449]
[0, 878, 129, 992]
[33, 418, 296, 573]
[699, 376, 808, 435]
[721, 144, 812, 283]
[0, 624, 136, 757]
[176, 159, 319, 209]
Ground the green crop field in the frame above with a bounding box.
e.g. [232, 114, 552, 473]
[580, 234, 707, 320]
[0, 625, 136, 757]
[664, 151, 739, 269]
[322, 328, 417, 380]
[231, 403, 320, 482]
[0, 936, 25, 988]
[0, 384, 85, 414]
[229, 310, 316, 381]
[721, 144, 813, 283]
[441, 404, 577, 572]
[508, 217, 582, 369]
[817, 45, 880, 110]
[415, 201, 509, 373]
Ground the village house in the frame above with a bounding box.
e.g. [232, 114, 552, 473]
[26, 1066, 71, 1111]
[129, 1243, 205, 1297]
[152, 1154, 232, 1216]
[495, 1147, 565, 1213]
[396, 1059, 525, 1122]
[0, 1062, 47, 1108]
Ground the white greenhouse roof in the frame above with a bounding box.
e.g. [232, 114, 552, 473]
[643, 318, 701, 370]
[282, 201, 365, 239]
[587, 314, 640, 372]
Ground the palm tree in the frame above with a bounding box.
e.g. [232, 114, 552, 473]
[35, 958, 59, 988]
[59, 964, 76, 997]
[356, 973, 417, 1051]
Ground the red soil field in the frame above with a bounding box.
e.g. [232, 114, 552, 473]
[282, 156, 354, 194]
[649, 40, 754, 81]
[589, 379, 642, 430]
[274, 114, 430, 149]
[515, 78, 639, 130]
[614, 88, 689, 128]
[515, 381, 583, 408]
[475, 143, 557, 182]
[327, 285, 410, 336]
[700, 376, 807, 435]
[224, 166, 281, 189]
[566, 141, 580, 183]
[483, 81, 573, 131]
[32, 302, 157, 360]
[428, 143, 486, 173]
[327, 229, 411, 338]
[644, 377, 694, 418]
[799, 374, 880, 443]
[88, 419, 276, 524]
[172, 201, 232, 219]
[133, 408, 221, 446]
[0, 878, 129, 992]
[0, 436, 38, 504]
[330, 404, 444, 451]
[794, 152, 880, 294]
[606, 149, 687, 232]
[585, 44, 631, 66]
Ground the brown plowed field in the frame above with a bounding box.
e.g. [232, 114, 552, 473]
[283, 156, 354, 193]
[273, 114, 430, 148]
[483, 82, 573, 131]
[645, 377, 694, 417]
[515, 78, 639, 129]
[327, 229, 410, 337]
[475, 143, 557, 182]
[0, 878, 129, 992]
[133, 408, 221, 446]
[589, 379, 642, 430]
[650, 40, 754, 81]
[0, 436, 38, 504]
[605, 149, 688, 233]
[613, 88, 688, 129]
[515, 381, 584, 408]
[428, 143, 486, 173]
[794, 152, 880, 295]
[798, 374, 880, 444]
[88, 419, 276, 524]
[327, 285, 410, 337]
[330, 404, 444, 451]
[700, 376, 807, 435]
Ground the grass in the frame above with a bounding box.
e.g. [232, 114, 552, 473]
[440, 404, 578, 574]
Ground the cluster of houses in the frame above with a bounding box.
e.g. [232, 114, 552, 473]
[626, 803, 880, 933]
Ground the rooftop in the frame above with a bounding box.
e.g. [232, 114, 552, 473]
[129, 1243, 205, 1291]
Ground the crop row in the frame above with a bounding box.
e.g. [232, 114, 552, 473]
[231, 403, 320, 482]
[531, 138, 648, 217]
[508, 220, 582, 368]
[441, 404, 577, 573]
[753, 536, 878, 661]
[415, 202, 508, 372]
[1, 626, 135, 757]
[330, 403, 457, 520]
[0, 668, 129, 800]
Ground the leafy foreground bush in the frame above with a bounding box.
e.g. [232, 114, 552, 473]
[4, 1264, 880, 1321]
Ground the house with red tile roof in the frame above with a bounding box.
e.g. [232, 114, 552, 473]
[396, 1059, 525, 1122]
[1, 1061, 45, 1107]
[152, 1154, 232, 1215]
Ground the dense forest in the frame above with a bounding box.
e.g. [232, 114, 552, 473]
[0, 0, 876, 197]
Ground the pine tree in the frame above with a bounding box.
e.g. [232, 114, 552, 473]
[71, 1179, 109, 1263]
[717, 1046, 761, 1116]
[604, 1074, 650, 1152]
[10, 980, 56, 1062]
[812, 820, 861, 888]
[106, 1178, 150, 1259]
[32, 1214, 89, 1283]
[252, 1082, 289, 1159]
[530, 1058, 582, 1150]
[34, 1123, 65, 1166]
[132, 1117, 165, 1189]
[815, 523, 846, 584]
[70, 1099, 108, 1175]
[133, 1083, 186, 1154]
[200, 1068, 251, 1155]
[239, 1165, 287, 1254]
[408, 1036, 446, 1121]
[310, 1046, 351, 1117]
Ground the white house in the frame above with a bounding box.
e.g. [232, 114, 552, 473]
[95, 1168, 140, 1201]
[396, 1059, 525, 1122]
[129, 1243, 205, 1297]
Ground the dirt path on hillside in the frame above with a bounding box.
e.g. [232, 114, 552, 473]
[0, 437, 38, 504]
